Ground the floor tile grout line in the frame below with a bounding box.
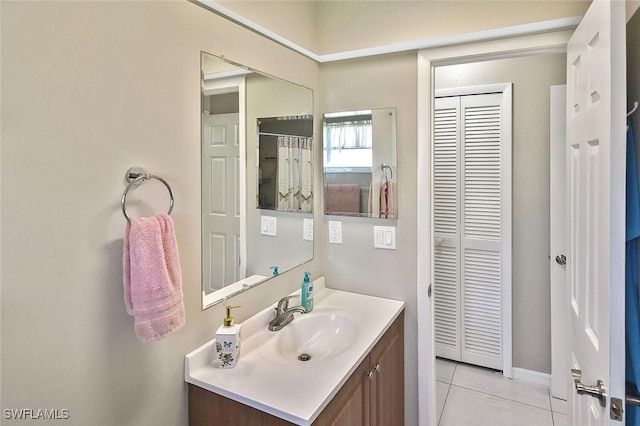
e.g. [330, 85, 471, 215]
[437, 382, 451, 426]
[437, 363, 457, 426]
[447, 383, 554, 412]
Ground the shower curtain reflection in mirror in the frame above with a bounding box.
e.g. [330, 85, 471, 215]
[277, 136, 313, 213]
[257, 115, 313, 212]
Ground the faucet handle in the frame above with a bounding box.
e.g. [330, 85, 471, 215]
[276, 296, 292, 312]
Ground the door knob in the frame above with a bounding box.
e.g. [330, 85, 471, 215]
[555, 254, 567, 265]
[571, 369, 606, 407]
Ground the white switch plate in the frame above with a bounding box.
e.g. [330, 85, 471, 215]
[261, 216, 277, 236]
[303, 218, 313, 241]
[328, 220, 342, 244]
[374, 226, 396, 249]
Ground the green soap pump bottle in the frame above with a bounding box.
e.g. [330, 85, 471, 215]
[301, 272, 313, 313]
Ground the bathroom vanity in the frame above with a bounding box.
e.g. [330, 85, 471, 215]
[185, 277, 404, 425]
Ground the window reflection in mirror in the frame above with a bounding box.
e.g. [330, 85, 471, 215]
[201, 51, 314, 309]
[323, 108, 397, 218]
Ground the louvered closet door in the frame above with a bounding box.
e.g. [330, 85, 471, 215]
[434, 96, 462, 361]
[434, 92, 506, 370]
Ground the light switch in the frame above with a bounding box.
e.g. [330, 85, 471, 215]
[261, 216, 277, 236]
[374, 226, 396, 249]
[385, 231, 393, 245]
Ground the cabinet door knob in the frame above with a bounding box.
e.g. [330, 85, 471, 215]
[375, 364, 381, 373]
[367, 371, 374, 380]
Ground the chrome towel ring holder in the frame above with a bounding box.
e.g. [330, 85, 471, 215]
[381, 163, 393, 180]
[121, 166, 174, 223]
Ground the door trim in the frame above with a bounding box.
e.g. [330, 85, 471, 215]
[417, 30, 572, 425]
[549, 84, 568, 400]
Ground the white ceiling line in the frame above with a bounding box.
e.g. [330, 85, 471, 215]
[191, 0, 581, 63]
[191, 0, 322, 61]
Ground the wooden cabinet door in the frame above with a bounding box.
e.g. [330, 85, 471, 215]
[370, 312, 404, 426]
[313, 356, 370, 426]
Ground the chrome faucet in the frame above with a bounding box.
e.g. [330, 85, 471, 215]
[268, 296, 306, 331]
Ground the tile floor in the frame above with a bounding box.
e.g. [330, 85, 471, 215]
[436, 358, 567, 426]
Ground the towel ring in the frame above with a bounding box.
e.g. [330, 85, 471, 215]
[381, 163, 393, 180]
[121, 167, 174, 223]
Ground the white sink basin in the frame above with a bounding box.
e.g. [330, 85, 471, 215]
[259, 308, 361, 364]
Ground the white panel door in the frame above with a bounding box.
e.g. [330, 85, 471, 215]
[202, 112, 241, 294]
[566, 0, 626, 423]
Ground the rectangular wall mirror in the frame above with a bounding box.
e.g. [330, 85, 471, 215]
[201, 52, 314, 309]
[323, 108, 397, 218]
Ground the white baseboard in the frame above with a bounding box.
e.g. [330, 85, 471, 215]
[511, 367, 552, 388]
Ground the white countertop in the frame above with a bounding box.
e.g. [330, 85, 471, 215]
[185, 276, 404, 425]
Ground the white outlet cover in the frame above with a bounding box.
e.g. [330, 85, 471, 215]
[328, 220, 342, 244]
[303, 218, 313, 241]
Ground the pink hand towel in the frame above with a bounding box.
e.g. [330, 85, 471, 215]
[324, 184, 360, 216]
[380, 181, 395, 219]
[123, 213, 185, 343]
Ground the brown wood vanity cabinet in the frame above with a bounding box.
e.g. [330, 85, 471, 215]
[188, 310, 404, 426]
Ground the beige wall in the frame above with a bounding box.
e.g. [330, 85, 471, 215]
[217, 0, 319, 53]
[315, 1, 589, 54]
[1, 2, 319, 425]
[219, 1, 590, 55]
[436, 54, 567, 374]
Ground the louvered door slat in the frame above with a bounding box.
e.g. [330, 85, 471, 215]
[434, 246, 459, 357]
[434, 104, 459, 237]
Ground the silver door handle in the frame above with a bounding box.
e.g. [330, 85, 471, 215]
[572, 369, 606, 407]
[556, 254, 567, 265]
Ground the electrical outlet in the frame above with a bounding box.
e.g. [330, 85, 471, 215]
[328, 220, 342, 244]
[303, 218, 313, 241]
